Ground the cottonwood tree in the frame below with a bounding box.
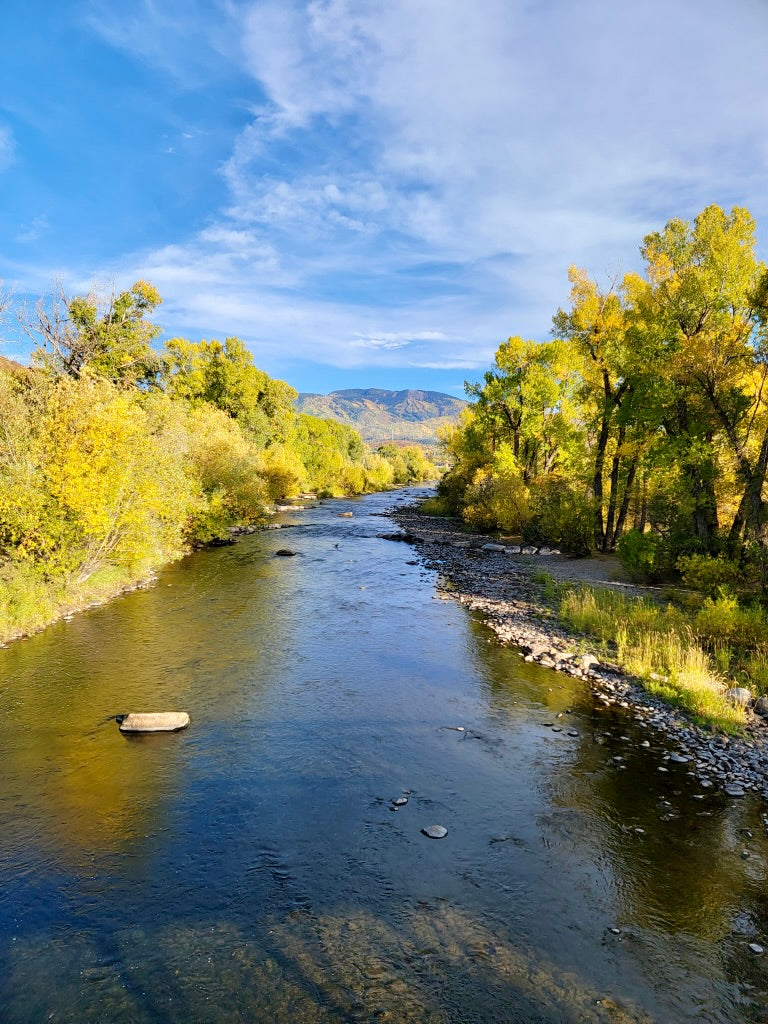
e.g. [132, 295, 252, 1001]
[21, 280, 164, 387]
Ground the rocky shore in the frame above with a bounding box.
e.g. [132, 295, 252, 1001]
[388, 505, 768, 810]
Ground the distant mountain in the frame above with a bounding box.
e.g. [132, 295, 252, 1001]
[296, 388, 467, 446]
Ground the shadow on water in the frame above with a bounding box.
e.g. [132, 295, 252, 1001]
[1, 488, 767, 1022]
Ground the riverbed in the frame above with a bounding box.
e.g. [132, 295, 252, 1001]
[0, 488, 766, 1022]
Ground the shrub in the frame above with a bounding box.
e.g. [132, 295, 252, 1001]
[463, 465, 529, 533]
[676, 553, 740, 595]
[523, 477, 592, 555]
[617, 529, 675, 582]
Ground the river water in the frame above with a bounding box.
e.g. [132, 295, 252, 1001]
[1, 488, 767, 1023]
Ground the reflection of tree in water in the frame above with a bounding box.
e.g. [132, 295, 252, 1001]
[0, 535, 292, 864]
[546, 703, 768, 936]
[463, 611, 768, 1017]
[4, 904, 653, 1023]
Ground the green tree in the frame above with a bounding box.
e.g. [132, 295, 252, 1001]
[25, 281, 165, 387]
[162, 336, 297, 446]
[635, 205, 768, 555]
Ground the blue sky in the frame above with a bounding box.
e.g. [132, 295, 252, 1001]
[2, 0, 768, 396]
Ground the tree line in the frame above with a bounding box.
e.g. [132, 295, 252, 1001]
[438, 205, 768, 590]
[0, 282, 435, 637]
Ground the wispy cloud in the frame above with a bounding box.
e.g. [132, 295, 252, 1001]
[70, 0, 768, 383]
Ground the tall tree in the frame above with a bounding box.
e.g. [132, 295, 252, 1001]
[636, 205, 768, 553]
[162, 336, 298, 446]
[23, 281, 164, 387]
[553, 268, 642, 551]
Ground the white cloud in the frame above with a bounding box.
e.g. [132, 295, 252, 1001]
[79, 0, 768, 380]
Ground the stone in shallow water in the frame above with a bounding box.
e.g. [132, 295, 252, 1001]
[421, 824, 448, 839]
[725, 784, 746, 797]
[392, 797, 408, 807]
[669, 753, 689, 763]
[749, 943, 764, 955]
[119, 712, 190, 733]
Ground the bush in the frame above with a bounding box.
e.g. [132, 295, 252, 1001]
[676, 553, 740, 595]
[523, 477, 592, 555]
[617, 529, 675, 582]
[463, 464, 529, 532]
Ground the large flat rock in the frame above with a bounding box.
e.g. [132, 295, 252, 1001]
[119, 712, 190, 733]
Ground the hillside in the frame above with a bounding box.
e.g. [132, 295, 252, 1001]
[296, 388, 467, 446]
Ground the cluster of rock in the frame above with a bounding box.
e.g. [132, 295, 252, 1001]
[387, 508, 768, 805]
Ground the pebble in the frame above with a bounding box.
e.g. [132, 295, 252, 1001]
[421, 825, 448, 839]
[567, 730, 579, 737]
[392, 797, 408, 807]
[749, 943, 764, 955]
[658, 766, 669, 773]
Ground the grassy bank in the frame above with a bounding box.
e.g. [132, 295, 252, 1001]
[0, 560, 164, 644]
[541, 581, 768, 732]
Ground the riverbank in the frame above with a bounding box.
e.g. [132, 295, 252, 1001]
[388, 504, 768, 806]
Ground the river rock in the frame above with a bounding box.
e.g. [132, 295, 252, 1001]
[749, 943, 764, 954]
[724, 783, 746, 797]
[275, 549, 297, 556]
[481, 543, 507, 553]
[339, 512, 354, 518]
[421, 824, 448, 839]
[392, 796, 408, 806]
[579, 654, 600, 672]
[119, 712, 190, 733]
[754, 696, 768, 717]
[725, 687, 752, 707]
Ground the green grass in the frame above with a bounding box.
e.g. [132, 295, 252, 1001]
[416, 496, 454, 517]
[557, 586, 747, 732]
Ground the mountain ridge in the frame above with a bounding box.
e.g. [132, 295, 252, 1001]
[296, 387, 467, 446]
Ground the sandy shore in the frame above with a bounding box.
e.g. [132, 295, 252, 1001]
[387, 505, 768, 808]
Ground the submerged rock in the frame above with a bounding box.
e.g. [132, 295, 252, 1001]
[421, 824, 448, 839]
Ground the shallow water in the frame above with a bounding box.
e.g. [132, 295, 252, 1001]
[1, 488, 767, 1022]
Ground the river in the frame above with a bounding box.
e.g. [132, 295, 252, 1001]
[0, 488, 767, 1022]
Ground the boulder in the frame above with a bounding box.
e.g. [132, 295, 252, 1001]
[725, 686, 752, 707]
[754, 695, 768, 717]
[578, 654, 600, 672]
[119, 712, 190, 734]
[481, 543, 507, 553]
